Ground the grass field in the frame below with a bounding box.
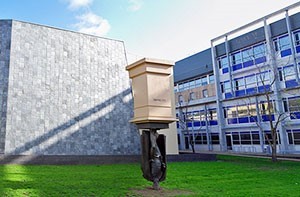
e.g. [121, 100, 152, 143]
[0, 155, 299, 196]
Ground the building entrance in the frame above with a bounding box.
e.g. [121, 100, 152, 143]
[226, 135, 232, 150]
[185, 137, 189, 149]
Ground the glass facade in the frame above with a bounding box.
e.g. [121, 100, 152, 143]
[176, 11, 300, 154]
[176, 74, 214, 93]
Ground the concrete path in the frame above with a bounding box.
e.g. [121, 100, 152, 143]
[180, 150, 300, 162]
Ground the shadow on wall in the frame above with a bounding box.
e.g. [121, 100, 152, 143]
[1, 88, 141, 162]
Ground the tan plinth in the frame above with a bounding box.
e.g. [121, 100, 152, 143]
[126, 58, 176, 124]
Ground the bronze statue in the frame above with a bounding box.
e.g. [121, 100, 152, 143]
[141, 129, 166, 190]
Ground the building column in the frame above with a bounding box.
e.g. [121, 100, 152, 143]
[264, 19, 289, 153]
[225, 36, 234, 96]
[204, 104, 212, 151]
[211, 41, 227, 152]
[285, 10, 300, 84]
[255, 96, 265, 152]
[177, 105, 186, 150]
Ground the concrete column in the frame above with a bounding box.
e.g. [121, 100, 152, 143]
[204, 105, 212, 151]
[178, 106, 186, 150]
[207, 74, 210, 84]
[211, 42, 227, 152]
[285, 10, 300, 83]
[255, 96, 265, 152]
[264, 19, 289, 153]
[225, 36, 234, 96]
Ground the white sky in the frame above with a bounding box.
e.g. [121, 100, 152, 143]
[121, 0, 300, 63]
[1, 0, 299, 64]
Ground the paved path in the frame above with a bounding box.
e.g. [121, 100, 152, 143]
[180, 150, 300, 162]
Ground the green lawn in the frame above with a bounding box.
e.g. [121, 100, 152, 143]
[0, 155, 299, 196]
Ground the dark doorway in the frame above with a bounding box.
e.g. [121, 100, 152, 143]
[185, 137, 189, 149]
[226, 135, 232, 150]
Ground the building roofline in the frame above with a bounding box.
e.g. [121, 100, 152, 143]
[211, 1, 300, 42]
[0, 19, 124, 43]
[175, 48, 211, 64]
[174, 70, 213, 84]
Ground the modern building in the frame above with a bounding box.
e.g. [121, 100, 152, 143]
[174, 2, 300, 154]
[174, 49, 219, 151]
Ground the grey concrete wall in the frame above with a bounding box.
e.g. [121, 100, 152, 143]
[3, 20, 140, 155]
[0, 20, 12, 154]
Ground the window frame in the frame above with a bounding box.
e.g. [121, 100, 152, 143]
[231, 52, 242, 65]
[245, 74, 257, 88]
[242, 47, 254, 62]
[253, 43, 266, 58]
[218, 56, 229, 69]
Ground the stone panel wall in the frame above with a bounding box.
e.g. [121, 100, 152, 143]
[3, 20, 140, 155]
[0, 20, 12, 154]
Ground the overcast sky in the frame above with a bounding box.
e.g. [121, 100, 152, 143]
[1, 0, 300, 63]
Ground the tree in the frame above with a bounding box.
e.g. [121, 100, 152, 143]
[240, 39, 298, 162]
[253, 72, 289, 162]
[177, 93, 196, 153]
[177, 91, 205, 153]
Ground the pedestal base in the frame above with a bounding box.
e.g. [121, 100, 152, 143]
[136, 123, 169, 130]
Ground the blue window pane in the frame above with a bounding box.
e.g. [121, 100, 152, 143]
[209, 120, 218, 125]
[227, 118, 238, 124]
[250, 116, 258, 122]
[179, 84, 184, 91]
[262, 114, 275, 121]
[296, 46, 300, 53]
[232, 52, 242, 65]
[219, 56, 228, 68]
[243, 60, 254, 68]
[246, 87, 257, 95]
[224, 81, 231, 93]
[279, 35, 291, 51]
[225, 92, 233, 99]
[195, 79, 201, 87]
[245, 75, 256, 88]
[189, 80, 195, 89]
[222, 67, 229, 74]
[242, 48, 253, 62]
[183, 82, 189, 90]
[255, 56, 266, 64]
[253, 44, 266, 58]
[235, 90, 246, 97]
[201, 77, 208, 86]
[257, 72, 270, 86]
[193, 121, 201, 127]
[258, 85, 271, 92]
[281, 49, 292, 57]
[238, 117, 249, 123]
[235, 78, 245, 90]
[209, 75, 215, 83]
[284, 65, 296, 81]
[232, 63, 242, 71]
[294, 32, 300, 46]
[291, 112, 300, 119]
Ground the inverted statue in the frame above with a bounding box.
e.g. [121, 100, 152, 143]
[141, 129, 166, 190]
[126, 58, 176, 190]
